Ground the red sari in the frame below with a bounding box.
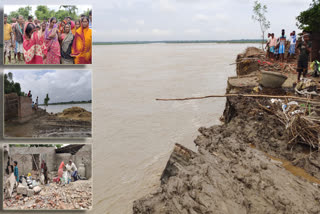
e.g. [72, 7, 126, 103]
[23, 22, 47, 64]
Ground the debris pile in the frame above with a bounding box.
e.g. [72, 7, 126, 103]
[259, 98, 320, 149]
[4, 180, 92, 210]
[57, 107, 92, 122]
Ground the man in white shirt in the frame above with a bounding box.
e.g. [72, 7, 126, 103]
[66, 160, 78, 182]
[287, 31, 297, 61]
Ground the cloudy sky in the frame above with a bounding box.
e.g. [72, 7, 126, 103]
[5, 70, 92, 104]
[1, 0, 313, 41]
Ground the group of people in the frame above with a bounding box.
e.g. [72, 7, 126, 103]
[265, 29, 312, 82]
[4, 11, 92, 65]
[28, 90, 39, 110]
[57, 160, 79, 184]
[4, 158, 79, 198]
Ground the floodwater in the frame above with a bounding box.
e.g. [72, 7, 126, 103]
[92, 43, 260, 213]
[44, 103, 92, 114]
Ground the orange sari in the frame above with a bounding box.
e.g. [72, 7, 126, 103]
[71, 25, 92, 64]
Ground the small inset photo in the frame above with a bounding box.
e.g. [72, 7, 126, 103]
[3, 5, 92, 65]
[3, 144, 93, 210]
[4, 69, 92, 138]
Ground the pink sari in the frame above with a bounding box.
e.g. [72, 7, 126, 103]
[44, 24, 61, 64]
[23, 22, 47, 64]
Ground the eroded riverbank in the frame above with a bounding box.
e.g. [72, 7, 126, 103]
[133, 47, 320, 213]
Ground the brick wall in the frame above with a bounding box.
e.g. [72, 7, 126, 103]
[18, 96, 33, 123]
[4, 93, 19, 121]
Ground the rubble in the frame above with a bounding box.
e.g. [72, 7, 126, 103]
[4, 180, 92, 210]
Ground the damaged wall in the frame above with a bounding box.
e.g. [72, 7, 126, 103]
[7, 145, 92, 179]
[9, 147, 56, 176]
[4, 93, 19, 121]
[74, 145, 92, 179]
[4, 93, 33, 123]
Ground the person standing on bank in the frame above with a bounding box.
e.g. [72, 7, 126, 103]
[296, 33, 312, 82]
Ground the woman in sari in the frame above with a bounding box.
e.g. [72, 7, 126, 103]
[58, 20, 66, 34]
[72, 20, 80, 35]
[57, 161, 65, 183]
[44, 17, 61, 64]
[71, 17, 92, 64]
[60, 22, 74, 64]
[23, 22, 47, 64]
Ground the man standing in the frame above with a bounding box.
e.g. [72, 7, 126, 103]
[287, 31, 297, 61]
[4, 14, 14, 64]
[11, 17, 17, 62]
[279, 29, 287, 62]
[269, 33, 277, 60]
[296, 33, 312, 82]
[14, 15, 24, 63]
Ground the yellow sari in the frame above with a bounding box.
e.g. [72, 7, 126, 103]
[71, 25, 92, 64]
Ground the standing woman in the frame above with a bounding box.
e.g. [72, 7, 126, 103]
[72, 20, 80, 35]
[44, 17, 61, 64]
[60, 22, 74, 64]
[23, 22, 47, 64]
[71, 16, 92, 64]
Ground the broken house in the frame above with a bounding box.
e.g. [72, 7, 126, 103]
[4, 93, 46, 123]
[5, 144, 92, 180]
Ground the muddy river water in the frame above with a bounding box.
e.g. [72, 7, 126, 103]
[91, 43, 260, 213]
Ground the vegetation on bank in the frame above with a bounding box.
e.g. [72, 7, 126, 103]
[38, 100, 92, 106]
[93, 40, 263, 45]
[4, 72, 25, 96]
[9, 144, 63, 148]
[297, 0, 320, 32]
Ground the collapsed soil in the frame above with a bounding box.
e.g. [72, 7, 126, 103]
[4, 107, 92, 138]
[133, 47, 320, 213]
[3, 180, 92, 210]
[133, 97, 320, 214]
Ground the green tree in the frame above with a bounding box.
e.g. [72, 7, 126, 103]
[4, 73, 25, 96]
[44, 94, 50, 107]
[35, 5, 55, 22]
[252, 1, 270, 49]
[296, 0, 320, 32]
[7, 6, 32, 23]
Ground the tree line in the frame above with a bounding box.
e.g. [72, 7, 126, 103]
[6, 5, 91, 23]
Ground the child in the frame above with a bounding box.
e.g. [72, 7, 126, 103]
[14, 161, 19, 183]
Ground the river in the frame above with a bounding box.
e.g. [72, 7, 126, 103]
[91, 43, 260, 213]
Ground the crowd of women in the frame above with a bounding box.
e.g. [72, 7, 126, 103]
[3, 11, 92, 64]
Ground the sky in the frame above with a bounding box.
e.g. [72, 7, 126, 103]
[5, 70, 92, 104]
[1, 0, 314, 41]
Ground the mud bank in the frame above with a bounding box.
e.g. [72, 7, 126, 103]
[4, 107, 92, 138]
[133, 47, 320, 213]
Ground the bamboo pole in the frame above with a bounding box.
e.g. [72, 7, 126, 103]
[156, 94, 320, 103]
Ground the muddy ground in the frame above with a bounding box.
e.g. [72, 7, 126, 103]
[3, 180, 92, 210]
[133, 48, 320, 213]
[4, 107, 92, 138]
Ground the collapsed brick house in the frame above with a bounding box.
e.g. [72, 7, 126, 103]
[4, 144, 92, 180]
[5, 93, 33, 123]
